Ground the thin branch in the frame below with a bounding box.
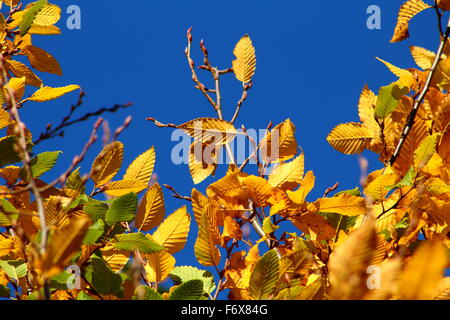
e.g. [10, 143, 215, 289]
[163, 184, 192, 202]
[230, 82, 252, 124]
[434, 1, 444, 37]
[389, 17, 450, 166]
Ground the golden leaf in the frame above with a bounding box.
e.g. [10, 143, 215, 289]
[358, 85, 380, 138]
[287, 170, 315, 205]
[90, 141, 124, 187]
[391, 0, 432, 43]
[410, 46, 436, 70]
[232, 35, 256, 83]
[188, 141, 218, 184]
[0, 236, 23, 260]
[328, 217, 377, 300]
[364, 172, 398, 201]
[207, 171, 248, 200]
[6, 77, 26, 102]
[433, 277, 450, 300]
[259, 119, 298, 163]
[123, 146, 156, 184]
[376, 57, 415, 88]
[268, 153, 304, 190]
[315, 194, 367, 216]
[327, 122, 374, 154]
[364, 258, 402, 300]
[224, 245, 259, 290]
[194, 206, 221, 267]
[21, 45, 62, 75]
[177, 117, 238, 145]
[101, 245, 130, 272]
[221, 216, 242, 246]
[43, 217, 90, 278]
[135, 183, 165, 232]
[191, 188, 209, 227]
[414, 133, 440, 170]
[33, 4, 61, 26]
[5, 59, 42, 87]
[28, 85, 80, 102]
[104, 179, 148, 197]
[291, 212, 336, 241]
[144, 250, 176, 283]
[0, 108, 11, 130]
[242, 175, 274, 207]
[399, 241, 447, 300]
[29, 24, 61, 35]
[152, 206, 190, 254]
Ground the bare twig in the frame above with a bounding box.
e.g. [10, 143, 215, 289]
[389, 17, 450, 166]
[231, 82, 252, 124]
[163, 184, 192, 202]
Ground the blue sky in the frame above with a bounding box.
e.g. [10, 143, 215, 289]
[17, 1, 445, 291]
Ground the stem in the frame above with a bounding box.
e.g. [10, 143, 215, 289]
[389, 17, 450, 166]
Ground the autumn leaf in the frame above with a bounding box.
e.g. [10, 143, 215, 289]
[104, 179, 148, 197]
[248, 249, 279, 300]
[145, 250, 176, 283]
[90, 141, 124, 187]
[177, 118, 238, 145]
[268, 153, 304, 190]
[21, 45, 62, 75]
[315, 193, 367, 216]
[135, 183, 165, 232]
[410, 46, 436, 70]
[27, 85, 81, 102]
[232, 35, 256, 83]
[327, 123, 374, 154]
[123, 146, 156, 184]
[152, 206, 191, 254]
[194, 207, 221, 267]
[259, 119, 298, 163]
[391, 0, 432, 43]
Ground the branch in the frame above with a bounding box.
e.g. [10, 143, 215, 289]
[230, 82, 252, 124]
[389, 17, 450, 166]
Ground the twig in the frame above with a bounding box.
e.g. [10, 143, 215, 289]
[163, 184, 192, 202]
[434, 1, 444, 37]
[230, 82, 252, 124]
[389, 17, 450, 166]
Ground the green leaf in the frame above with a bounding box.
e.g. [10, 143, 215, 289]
[50, 271, 72, 290]
[414, 133, 440, 170]
[334, 187, 361, 197]
[0, 260, 27, 282]
[169, 266, 216, 294]
[84, 257, 123, 297]
[249, 249, 280, 300]
[320, 212, 357, 233]
[19, 0, 49, 36]
[66, 168, 86, 194]
[0, 285, 10, 298]
[0, 136, 22, 167]
[374, 84, 409, 119]
[20, 151, 61, 180]
[83, 219, 105, 245]
[105, 192, 137, 225]
[386, 166, 415, 190]
[84, 200, 108, 223]
[133, 285, 164, 300]
[169, 279, 205, 300]
[0, 198, 18, 227]
[77, 291, 96, 300]
[113, 233, 164, 254]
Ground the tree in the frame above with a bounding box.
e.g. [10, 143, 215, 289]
[0, 0, 448, 300]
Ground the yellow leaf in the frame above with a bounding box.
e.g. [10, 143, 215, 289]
[364, 172, 398, 201]
[206, 171, 248, 200]
[399, 241, 447, 300]
[376, 57, 415, 88]
[242, 175, 274, 207]
[5, 59, 42, 87]
[28, 85, 81, 102]
[177, 117, 238, 145]
[358, 85, 380, 138]
[364, 258, 402, 300]
[6, 77, 26, 102]
[391, 0, 432, 43]
[268, 153, 304, 190]
[433, 277, 450, 300]
[259, 119, 298, 163]
[287, 170, 315, 205]
[101, 245, 130, 272]
[123, 146, 156, 184]
[194, 206, 221, 267]
[104, 179, 148, 197]
[43, 217, 90, 278]
[21, 45, 62, 75]
[326, 122, 374, 154]
[135, 183, 165, 232]
[29, 24, 61, 35]
[33, 4, 61, 26]
[0, 236, 23, 260]
[90, 141, 124, 187]
[191, 188, 209, 227]
[188, 141, 218, 184]
[221, 216, 242, 246]
[316, 194, 367, 216]
[44, 195, 72, 227]
[152, 206, 190, 254]
[410, 46, 436, 70]
[232, 35, 256, 83]
[414, 133, 440, 170]
[0, 108, 11, 130]
[328, 217, 377, 300]
[144, 250, 176, 283]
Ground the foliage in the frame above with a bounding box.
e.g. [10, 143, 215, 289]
[0, 0, 448, 300]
